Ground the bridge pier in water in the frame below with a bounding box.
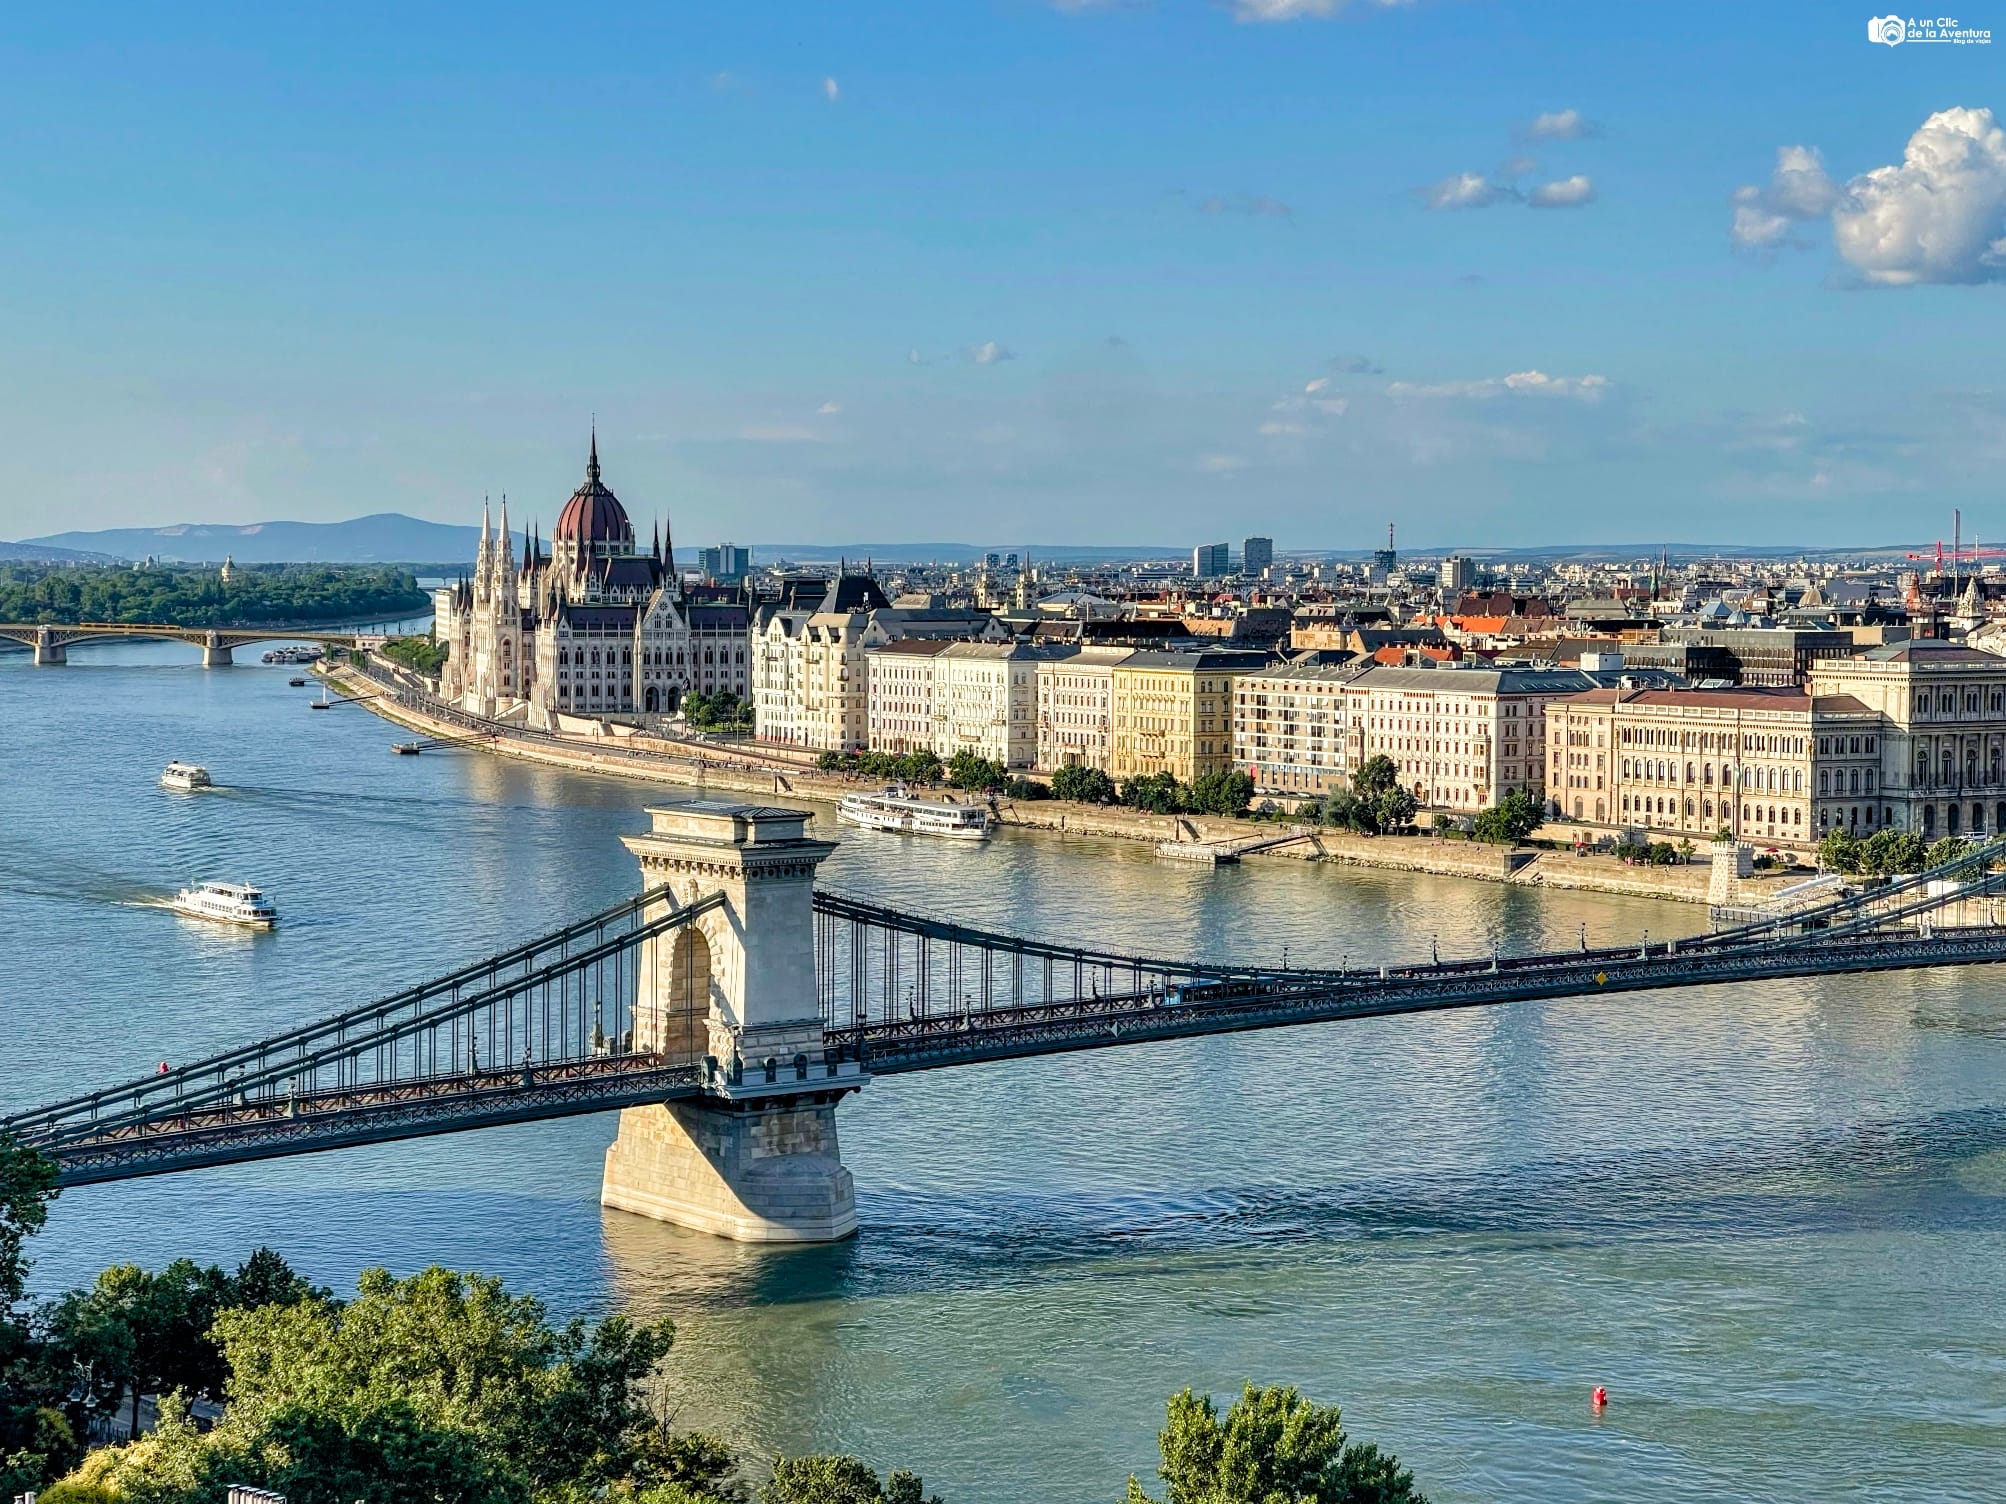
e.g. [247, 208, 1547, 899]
[200, 634, 233, 667]
[601, 802, 862, 1242]
[32, 629, 65, 666]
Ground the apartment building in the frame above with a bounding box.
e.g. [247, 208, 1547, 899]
[1111, 649, 1270, 783]
[865, 638, 953, 753]
[1231, 661, 1366, 796]
[1035, 646, 1134, 772]
[933, 642, 1047, 769]
[1342, 665, 1582, 810]
[753, 578, 1004, 752]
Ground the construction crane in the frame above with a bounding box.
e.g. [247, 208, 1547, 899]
[1905, 509, 2006, 572]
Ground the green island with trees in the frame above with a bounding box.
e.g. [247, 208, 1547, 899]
[0, 564, 430, 629]
[0, 1139, 1426, 1504]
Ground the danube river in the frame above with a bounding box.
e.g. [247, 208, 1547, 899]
[3, 639, 2004, 1503]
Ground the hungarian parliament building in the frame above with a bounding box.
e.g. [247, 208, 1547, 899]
[434, 435, 751, 729]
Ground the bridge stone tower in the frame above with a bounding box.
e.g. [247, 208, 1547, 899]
[600, 801, 864, 1242]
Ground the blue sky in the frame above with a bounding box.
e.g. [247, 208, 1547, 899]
[1, 1, 2001, 550]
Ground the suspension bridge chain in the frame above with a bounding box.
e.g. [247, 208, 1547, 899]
[818, 841, 2006, 1074]
[3, 888, 727, 1184]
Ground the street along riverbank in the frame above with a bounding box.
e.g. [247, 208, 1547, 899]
[324, 661, 1794, 908]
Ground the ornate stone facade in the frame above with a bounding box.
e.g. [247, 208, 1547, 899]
[436, 435, 751, 729]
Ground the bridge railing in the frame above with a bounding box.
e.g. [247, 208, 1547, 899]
[2, 888, 720, 1153]
[1689, 832, 2006, 950]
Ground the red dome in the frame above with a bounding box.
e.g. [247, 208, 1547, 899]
[552, 434, 632, 547]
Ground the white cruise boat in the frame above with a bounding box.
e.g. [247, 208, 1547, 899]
[160, 762, 214, 791]
[170, 881, 278, 929]
[837, 786, 994, 842]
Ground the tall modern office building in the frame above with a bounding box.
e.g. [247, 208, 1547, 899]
[701, 543, 752, 584]
[1243, 537, 1274, 578]
[1192, 542, 1230, 579]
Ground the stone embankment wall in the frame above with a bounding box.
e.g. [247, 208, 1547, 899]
[330, 667, 1788, 907]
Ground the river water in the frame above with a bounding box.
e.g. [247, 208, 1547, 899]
[2, 639, 2004, 1503]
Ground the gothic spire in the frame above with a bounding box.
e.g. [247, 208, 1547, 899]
[587, 422, 601, 485]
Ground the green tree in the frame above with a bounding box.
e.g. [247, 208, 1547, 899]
[0, 1136, 57, 1312]
[945, 751, 1008, 791]
[1188, 770, 1254, 818]
[1125, 1384, 1426, 1504]
[1121, 772, 1186, 815]
[52, 1266, 683, 1503]
[895, 750, 943, 785]
[763, 1456, 940, 1504]
[684, 692, 754, 733]
[1326, 757, 1416, 836]
[1470, 790, 1542, 845]
[1860, 829, 1928, 875]
[379, 635, 449, 676]
[1818, 828, 1863, 874]
[1051, 765, 1118, 805]
[1925, 835, 1973, 873]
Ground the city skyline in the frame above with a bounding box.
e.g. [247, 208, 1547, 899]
[1, 3, 2001, 548]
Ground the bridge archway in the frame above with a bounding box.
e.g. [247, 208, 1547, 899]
[656, 925, 713, 1065]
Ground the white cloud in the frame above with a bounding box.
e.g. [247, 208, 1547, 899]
[1425, 172, 1520, 210]
[1389, 370, 1612, 401]
[1732, 111, 2006, 285]
[907, 348, 923, 364]
[1259, 421, 1304, 435]
[1529, 174, 1597, 209]
[1834, 107, 2006, 286]
[1729, 145, 1839, 249]
[816, 402, 842, 415]
[1197, 452, 1248, 472]
[1230, 0, 1413, 19]
[1304, 377, 1329, 394]
[823, 76, 840, 103]
[1523, 108, 1600, 141]
[1310, 397, 1349, 415]
[965, 341, 1017, 365]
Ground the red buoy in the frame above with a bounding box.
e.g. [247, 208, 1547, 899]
[1592, 1386, 1607, 1409]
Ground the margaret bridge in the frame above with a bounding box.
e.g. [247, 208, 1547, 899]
[9, 802, 2006, 1240]
[0, 622, 383, 666]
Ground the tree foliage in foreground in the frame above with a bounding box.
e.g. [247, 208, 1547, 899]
[1127, 1384, 1427, 1504]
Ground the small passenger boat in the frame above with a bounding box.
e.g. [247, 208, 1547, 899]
[169, 880, 278, 929]
[159, 762, 214, 792]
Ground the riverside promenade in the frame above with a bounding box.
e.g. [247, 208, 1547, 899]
[324, 660, 1789, 908]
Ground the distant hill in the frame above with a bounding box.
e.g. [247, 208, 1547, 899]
[23, 515, 1180, 567]
[25, 513, 487, 565]
[0, 539, 115, 564]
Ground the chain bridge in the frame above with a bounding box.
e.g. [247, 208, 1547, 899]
[9, 802, 2006, 1241]
[0, 622, 377, 666]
